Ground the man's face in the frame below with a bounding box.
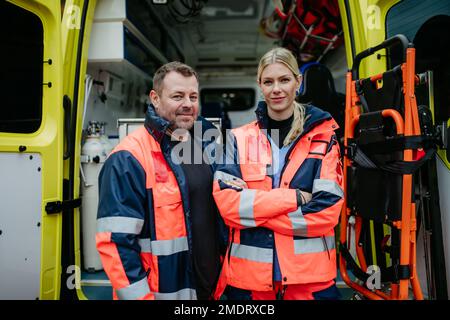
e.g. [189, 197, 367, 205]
[150, 71, 199, 130]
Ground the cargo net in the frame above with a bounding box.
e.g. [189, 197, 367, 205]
[260, 0, 344, 62]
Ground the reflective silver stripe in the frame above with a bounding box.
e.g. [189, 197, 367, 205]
[154, 288, 197, 300]
[214, 170, 247, 186]
[138, 238, 152, 253]
[312, 179, 344, 198]
[97, 217, 144, 234]
[230, 243, 273, 263]
[138, 237, 189, 255]
[288, 207, 308, 236]
[116, 277, 151, 300]
[214, 170, 234, 181]
[151, 237, 188, 256]
[294, 236, 336, 254]
[239, 189, 257, 227]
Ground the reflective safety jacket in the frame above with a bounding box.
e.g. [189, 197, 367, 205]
[96, 106, 220, 300]
[213, 102, 344, 292]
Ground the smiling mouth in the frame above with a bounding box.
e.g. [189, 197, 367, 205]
[176, 114, 195, 121]
[271, 97, 285, 102]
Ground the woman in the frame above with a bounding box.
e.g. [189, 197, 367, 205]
[213, 47, 344, 300]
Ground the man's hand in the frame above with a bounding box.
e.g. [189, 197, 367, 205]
[220, 177, 248, 191]
[296, 189, 312, 206]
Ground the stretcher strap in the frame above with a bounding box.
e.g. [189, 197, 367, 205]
[348, 142, 436, 175]
[382, 264, 411, 282]
[339, 242, 369, 283]
[350, 135, 437, 155]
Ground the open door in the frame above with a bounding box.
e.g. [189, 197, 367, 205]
[0, 0, 96, 300]
[60, 0, 97, 300]
[0, 0, 65, 300]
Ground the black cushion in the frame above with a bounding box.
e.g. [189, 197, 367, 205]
[297, 63, 345, 141]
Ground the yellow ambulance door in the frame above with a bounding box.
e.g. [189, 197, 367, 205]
[60, 0, 97, 300]
[0, 0, 96, 300]
[0, 0, 65, 300]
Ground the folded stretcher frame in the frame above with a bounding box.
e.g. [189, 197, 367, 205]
[339, 35, 442, 300]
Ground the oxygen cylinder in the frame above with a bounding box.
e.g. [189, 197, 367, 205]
[80, 121, 108, 272]
[99, 122, 114, 156]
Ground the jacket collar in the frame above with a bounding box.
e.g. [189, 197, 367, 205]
[144, 104, 171, 141]
[144, 104, 217, 143]
[255, 101, 336, 135]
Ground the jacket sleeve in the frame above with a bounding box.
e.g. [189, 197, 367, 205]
[213, 134, 298, 230]
[261, 134, 344, 237]
[95, 151, 154, 300]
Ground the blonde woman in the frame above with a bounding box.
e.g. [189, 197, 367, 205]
[213, 47, 344, 300]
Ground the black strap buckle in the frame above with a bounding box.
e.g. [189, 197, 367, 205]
[45, 198, 82, 214]
[398, 265, 411, 280]
[346, 142, 356, 159]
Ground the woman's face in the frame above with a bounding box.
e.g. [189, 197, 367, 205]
[259, 62, 301, 121]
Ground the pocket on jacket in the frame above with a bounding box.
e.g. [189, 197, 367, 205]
[240, 163, 266, 182]
[153, 190, 182, 207]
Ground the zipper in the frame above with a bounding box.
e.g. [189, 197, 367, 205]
[276, 284, 288, 300]
[278, 134, 301, 184]
[322, 236, 331, 260]
[227, 229, 235, 264]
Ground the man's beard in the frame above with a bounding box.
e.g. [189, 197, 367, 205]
[168, 118, 195, 142]
[173, 113, 197, 130]
[175, 119, 194, 130]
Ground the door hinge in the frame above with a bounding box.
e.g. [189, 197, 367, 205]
[45, 198, 82, 214]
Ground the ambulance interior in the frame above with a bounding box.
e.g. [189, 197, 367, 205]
[72, 0, 450, 300]
[77, 0, 350, 300]
[79, 0, 450, 300]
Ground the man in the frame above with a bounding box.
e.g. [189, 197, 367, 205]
[96, 62, 225, 300]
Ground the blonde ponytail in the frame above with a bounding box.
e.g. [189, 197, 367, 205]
[283, 102, 308, 146]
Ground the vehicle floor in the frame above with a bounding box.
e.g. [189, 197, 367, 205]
[81, 269, 356, 300]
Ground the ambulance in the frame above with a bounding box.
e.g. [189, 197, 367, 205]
[0, 0, 449, 300]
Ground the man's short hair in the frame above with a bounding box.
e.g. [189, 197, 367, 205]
[152, 61, 199, 95]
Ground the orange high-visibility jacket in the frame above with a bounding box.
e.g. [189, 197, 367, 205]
[96, 106, 221, 300]
[213, 103, 344, 292]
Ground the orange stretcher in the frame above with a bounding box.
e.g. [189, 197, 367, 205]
[339, 35, 439, 300]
